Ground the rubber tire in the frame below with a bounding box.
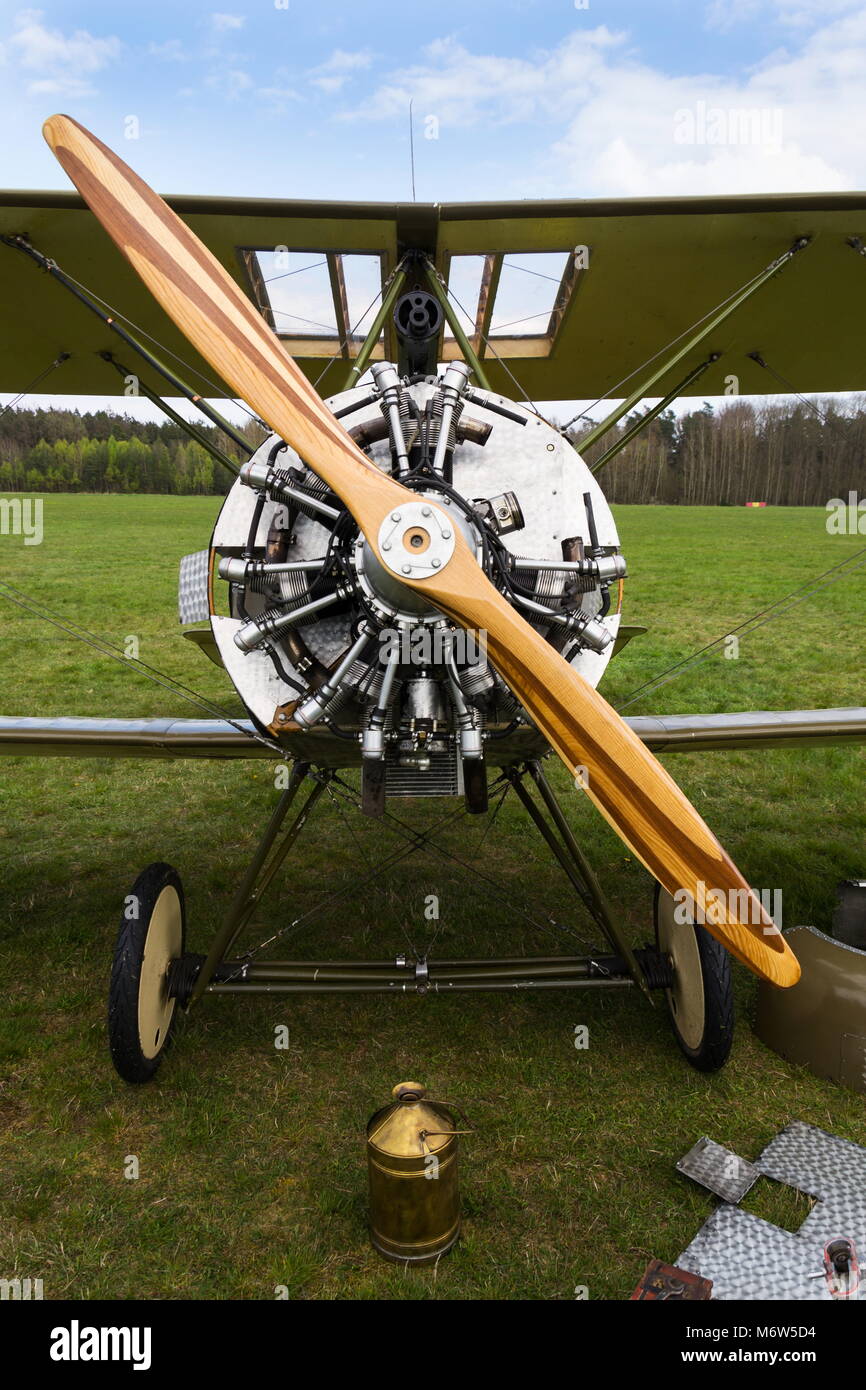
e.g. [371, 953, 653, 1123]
[654, 882, 734, 1073]
[109, 863, 185, 1084]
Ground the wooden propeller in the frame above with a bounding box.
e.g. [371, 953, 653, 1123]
[43, 114, 799, 987]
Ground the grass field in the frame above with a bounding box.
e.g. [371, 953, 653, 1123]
[1, 495, 864, 1300]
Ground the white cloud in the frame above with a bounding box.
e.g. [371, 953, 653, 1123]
[148, 39, 186, 62]
[210, 13, 245, 32]
[704, 0, 764, 29]
[4, 8, 121, 97]
[257, 85, 302, 115]
[705, 0, 861, 31]
[309, 47, 374, 93]
[549, 47, 855, 198]
[340, 29, 624, 127]
[345, 19, 866, 198]
[318, 48, 374, 71]
[205, 67, 252, 100]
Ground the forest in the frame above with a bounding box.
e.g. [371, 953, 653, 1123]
[0, 405, 264, 496]
[572, 395, 866, 506]
[0, 395, 863, 505]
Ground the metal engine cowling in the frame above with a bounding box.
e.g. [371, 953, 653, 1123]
[208, 370, 625, 794]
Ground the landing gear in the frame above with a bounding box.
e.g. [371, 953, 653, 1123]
[104, 765, 704, 1084]
[108, 862, 185, 1083]
[654, 883, 734, 1072]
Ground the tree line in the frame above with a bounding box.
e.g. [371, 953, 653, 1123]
[0, 397, 862, 504]
[571, 396, 866, 506]
[0, 405, 265, 496]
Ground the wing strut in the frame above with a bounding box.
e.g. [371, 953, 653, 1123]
[1, 232, 251, 460]
[573, 236, 811, 451]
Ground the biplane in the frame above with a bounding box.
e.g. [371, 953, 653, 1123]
[1, 116, 865, 1085]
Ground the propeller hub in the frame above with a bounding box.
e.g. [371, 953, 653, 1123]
[352, 491, 480, 625]
[377, 499, 456, 579]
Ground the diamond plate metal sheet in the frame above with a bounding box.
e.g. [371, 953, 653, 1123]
[178, 549, 211, 625]
[677, 1122, 866, 1300]
[677, 1136, 760, 1204]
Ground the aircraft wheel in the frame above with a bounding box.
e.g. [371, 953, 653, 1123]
[109, 863, 185, 1083]
[654, 883, 733, 1073]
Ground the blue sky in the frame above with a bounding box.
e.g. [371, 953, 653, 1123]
[2, 0, 864, 418]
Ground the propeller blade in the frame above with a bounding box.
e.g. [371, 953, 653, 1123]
[44, 114, 799, 987]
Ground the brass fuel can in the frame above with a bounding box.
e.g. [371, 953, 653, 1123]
[367, 1082, 461, 1264]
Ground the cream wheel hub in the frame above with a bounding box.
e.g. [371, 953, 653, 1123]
[138, 885, 182, 1060]
[657, 888, 706, 1051]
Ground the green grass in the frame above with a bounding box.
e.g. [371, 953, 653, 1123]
[0, 496, 864, 1300]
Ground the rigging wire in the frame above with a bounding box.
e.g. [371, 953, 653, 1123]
[427, 263, 545, 419]
[501, 259, 565, 285]
[263, 259, 328, 286]
[0, 578, 285, 756]
[41, 261, 264, 427]
[748, 353, 857, 429]
[561, 258, 789, 432]
[0, 352, 71, 418]
[312, 257, 408, 391]
[269, 309, 340, 334]
[328, 773, 596, 951]
[324, 777, 422, 961]
[223, 786, 478, 975]
[488, 310, 551, 335]
[615, 545, 866, 714]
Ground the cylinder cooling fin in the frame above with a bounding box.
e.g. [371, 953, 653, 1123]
[208, 369, 625, 780]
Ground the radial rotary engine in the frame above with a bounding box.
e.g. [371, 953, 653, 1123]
[209, 365, 626, 806]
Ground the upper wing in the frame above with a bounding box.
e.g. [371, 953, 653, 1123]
[2, 188, 866, 401]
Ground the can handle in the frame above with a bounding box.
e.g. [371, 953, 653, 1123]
[420, 1128, 473, 1143]
[425, 1098, 475, 1134]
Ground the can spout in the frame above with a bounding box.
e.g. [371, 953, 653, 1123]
[392, 1081, 426, 1103]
